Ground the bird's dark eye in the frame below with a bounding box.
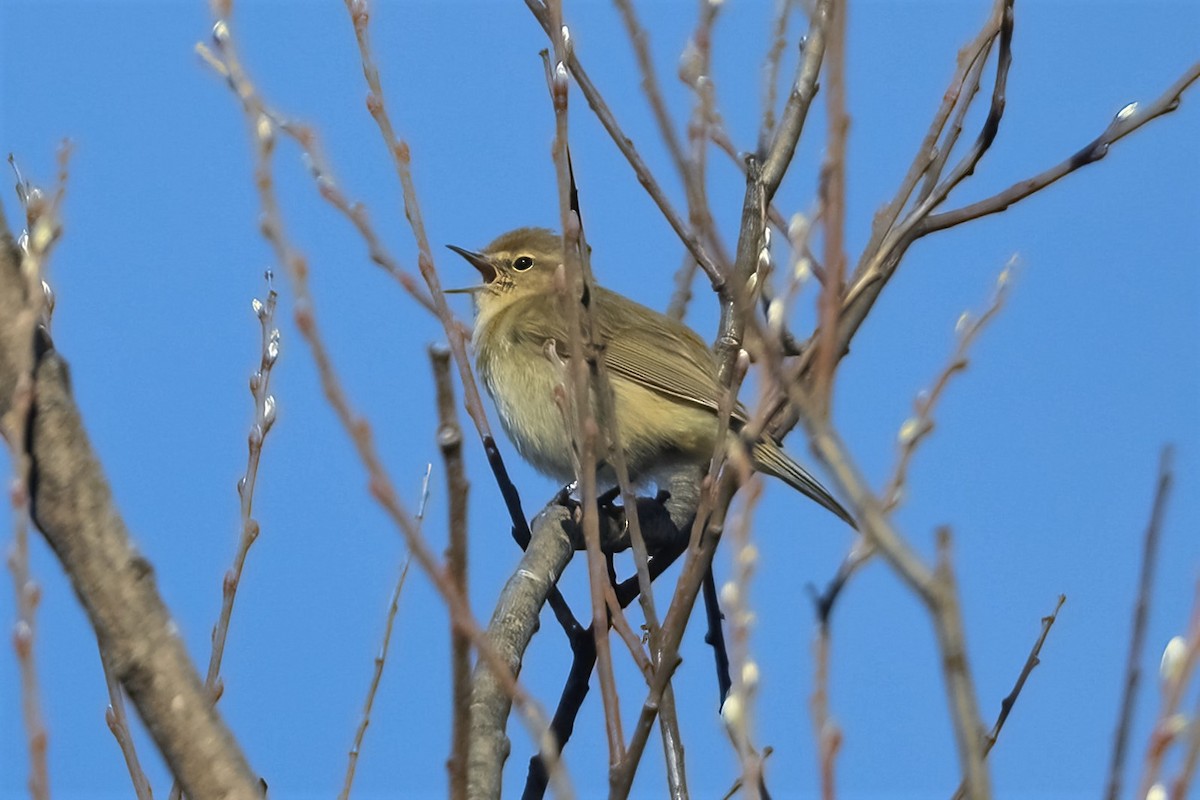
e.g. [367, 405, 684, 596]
[513, 256, 534, 271]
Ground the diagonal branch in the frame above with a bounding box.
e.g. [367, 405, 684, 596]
[920, 60, 1200, 235]
[0, 198, 260, 798]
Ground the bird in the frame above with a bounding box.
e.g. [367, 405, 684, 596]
[446, 227, 853, 527]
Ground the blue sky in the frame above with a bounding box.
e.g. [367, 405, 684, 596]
[2, 1, 1198, 798]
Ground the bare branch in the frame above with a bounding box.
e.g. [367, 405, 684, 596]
[539, 26, 628, 769]
[468, 505, 576, 800]
[759, 0, 830, 203]
[885, 261, 1012, 511]
[431, 345, 472, 800]
[1109, 446, 1175, 798]
[100, 646, 154, 800]
[612, 0, 688, 179]
[951, 594, 1066, 800]
[525, 0, 726, 293]
[339, 0, 494, 442]
[809, 620, 841, 800]
[340, 553, 413, 800]
[813, 0, 847, 416]
[723, 472, 768, 798]
[920, 60, 1200, 236]
[168, 271, 279, 800]
[201, 278, 280, 704]
[804, 422, 990, 799]
[1, 167, 260, 799]
[759, 0, 795, 148]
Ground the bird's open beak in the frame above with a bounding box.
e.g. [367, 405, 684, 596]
[446, 244, 497, 287]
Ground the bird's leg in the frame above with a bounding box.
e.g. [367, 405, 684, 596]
[597, 484, 622, 507]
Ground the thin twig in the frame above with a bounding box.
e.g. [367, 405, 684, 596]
[339, 470, 422, 800]
[759, 0, 830, 204]
[759, 0, 794, 149]
[810, 619, 841, 800]
[951, 594, 1066, 800]
[609, 346, 751, 797]
[339, 0, 493, 441]
[1140, 580, 1200, 799]
[1107, 445, 1174, 799]
[813, 0, 847, 417]
[612, 0, 688, 179]
[205, 279, 280, 695]
[722, 469, 768, 799]
[340, 559, 412, 800]
[750, 0, 1012, 447]
[861, 2, 1003, 261]
[702, 566, 732, 708]
[194, 49, 438, 318]
[818, 257, 1014, 618]
[166, 276, 280, 800]
[540, 24, 628, 768]
[668, 0, 730, 319]
[804, 422, 991, 799]
[885, 260, 1013, 511]
[525, 0, 726, 294]
[99, 646, 154, 800]
[281, 121, 439, 316]
[920, 60, 1200, 236]
[543, 20, 690, 791]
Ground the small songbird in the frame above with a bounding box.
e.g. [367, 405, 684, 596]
[447, 227, 853, 527]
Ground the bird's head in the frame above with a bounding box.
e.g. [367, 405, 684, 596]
[445, 227, 570, 315]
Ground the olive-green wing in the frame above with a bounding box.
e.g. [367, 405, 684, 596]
[590, 288, 727, 414]
[508, 287, 744, 418]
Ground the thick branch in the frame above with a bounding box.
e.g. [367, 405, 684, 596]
[468, 493, 691, 799]
[0, 210, 259, 799]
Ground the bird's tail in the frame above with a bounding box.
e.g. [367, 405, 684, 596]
[750, 439, 856, 528]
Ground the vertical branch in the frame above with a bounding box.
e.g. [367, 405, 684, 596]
[166, 277, 280, 800]
[931, 527, 989, 800]
[722, 470, 768, 798]
[431, 345, 472, 800]
[609, 348, 750, 798]
[340, 560, 412, 800]
[814, 0, 847, 415]
[204, 280, 280, 699]
[759, 0, 794, 148]
[340, 464, 419, 800]
[539, 8, 627, 764]
[758, 0, 830, 203]
[609, 22, 805, 773]
[1107, 446, 1174, 799]
[525, 0, 726, 292]
[809, 618, 841, 800]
